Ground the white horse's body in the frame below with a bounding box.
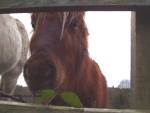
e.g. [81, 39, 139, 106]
[0, 14, 29, 95]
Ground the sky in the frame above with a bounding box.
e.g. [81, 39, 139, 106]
[11, 11, 131, 87]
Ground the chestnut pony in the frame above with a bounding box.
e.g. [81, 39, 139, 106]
[24, 12, 107, 108]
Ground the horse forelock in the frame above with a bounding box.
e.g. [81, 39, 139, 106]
[31, 12, 84, 26]
[31, 12, 85, 41]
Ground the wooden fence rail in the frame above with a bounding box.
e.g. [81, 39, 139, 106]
[0, 101, 149, 113]
[0, 0, 150, 13]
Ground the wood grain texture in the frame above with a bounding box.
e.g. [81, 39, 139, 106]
[0, 0, 150, 13]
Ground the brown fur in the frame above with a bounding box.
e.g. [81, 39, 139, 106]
[24, 12, 107, 108]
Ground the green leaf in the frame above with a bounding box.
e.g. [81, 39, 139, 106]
[60, 92, 83, 107]
[34, 89, 56, 104]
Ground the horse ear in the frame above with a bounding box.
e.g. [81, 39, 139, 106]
[31, 14, 36, 29]
[31, 13, 39, 29]
[79, 12, 85, 17]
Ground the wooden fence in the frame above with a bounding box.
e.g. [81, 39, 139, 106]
[0, 0, 150, 13]
[0, 101, 149, 113]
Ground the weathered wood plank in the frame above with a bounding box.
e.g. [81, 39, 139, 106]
[0, 101, 149, 113]
[131, 11, 150, 109]
[0, 0, 150, 13]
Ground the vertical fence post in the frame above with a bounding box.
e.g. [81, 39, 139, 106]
[131, 11, 150, 109]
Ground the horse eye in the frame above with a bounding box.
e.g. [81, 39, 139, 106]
[69, 19, 79, 29]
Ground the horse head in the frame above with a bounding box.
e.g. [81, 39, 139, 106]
[24, 12, 107, 107]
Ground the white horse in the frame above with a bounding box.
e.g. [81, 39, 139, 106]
[0, 14, 29, 96]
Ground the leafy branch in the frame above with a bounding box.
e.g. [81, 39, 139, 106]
[34, 89, 83, 107]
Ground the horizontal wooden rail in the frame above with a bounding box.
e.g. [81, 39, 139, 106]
[0, 0, 150, 13]
[0, 101, 149, 113]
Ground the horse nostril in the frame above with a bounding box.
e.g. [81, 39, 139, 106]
[45, 64, 57, 87]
